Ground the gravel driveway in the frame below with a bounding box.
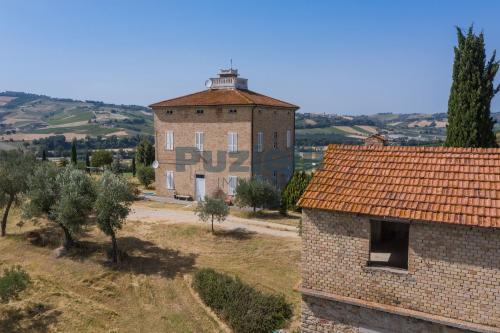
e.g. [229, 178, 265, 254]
[128, 202, 299, 238]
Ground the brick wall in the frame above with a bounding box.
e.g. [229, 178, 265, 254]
[301, 208, 500, 328]
[154, 106, 253, 198]
[252, 108, 295, 189]
[153, 105, 295, 198]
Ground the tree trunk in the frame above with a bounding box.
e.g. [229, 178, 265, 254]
[211, 215, 214, 234]
[253, 204, 256, 213]
[111, 231, 118, 264]
[1, 195, 14, 237]
[60, 224, 75, 249]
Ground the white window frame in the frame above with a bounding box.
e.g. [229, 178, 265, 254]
[257, 132, 263, 152]
[195, 131, 204, 151]
[165, 130, 174, 150]
[228, 176, 238, 195]
[228, 132, 238, 153]
[286, 129, 292, 149]
[166, 171, 174, 190]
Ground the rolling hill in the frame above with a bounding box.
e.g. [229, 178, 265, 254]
[0, 91, 153, 141]
[2, 91, 499, 149]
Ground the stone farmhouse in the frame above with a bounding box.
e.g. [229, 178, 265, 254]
[298, 144, 500, 333]
[150, 69, 299, 200]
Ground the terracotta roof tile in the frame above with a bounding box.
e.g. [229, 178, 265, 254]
[149, 89, 298, 109]
[298, 144, 500, 228]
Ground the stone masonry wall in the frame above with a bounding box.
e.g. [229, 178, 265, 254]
[301, 208, 500, 328]
[301, 295, 470, 333]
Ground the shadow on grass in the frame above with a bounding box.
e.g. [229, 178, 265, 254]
[214, 228, 255, 240]
[20, 225, 63, 249]
[67, 236, 198, 279]
[237, 210, 301, 222]
[0, 303, 61, 333]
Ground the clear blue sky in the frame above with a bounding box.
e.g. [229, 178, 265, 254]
[1, 0, 499, 115]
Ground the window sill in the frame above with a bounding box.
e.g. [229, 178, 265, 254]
[364, 265, 409, 275]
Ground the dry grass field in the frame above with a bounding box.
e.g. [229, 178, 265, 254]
[0, 209, 301, 333]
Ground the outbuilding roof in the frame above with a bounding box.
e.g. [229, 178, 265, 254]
[298, 144, 500, 228]
[149, 89, 298, 109]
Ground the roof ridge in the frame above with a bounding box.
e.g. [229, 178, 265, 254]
[327, 144, 500, 154]
[233, 89, 254, 104]
[239, 89, 299, 108]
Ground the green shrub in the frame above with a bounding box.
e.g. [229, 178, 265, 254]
[281, 171, 312, 212]
[136, 165, 155, 188]
[235, 178, 280, 212]
[0, 266, 30, 302]
[192, 268, 292, 333]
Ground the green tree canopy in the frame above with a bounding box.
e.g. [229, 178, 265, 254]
[281, 171, 312, 213]
[445, 26, 500, 148]
[135, 138, 155, 166]
[0, 150, 36, 236]
[54, 167, 96, 248]
[91, 150, 113, 167]
[195, 196, 229, 233]
[136, 165, 155, 188]
[95, 171, 135, 263]
[234, 178, 280, 212]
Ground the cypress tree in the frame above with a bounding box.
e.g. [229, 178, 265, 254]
[445, 26, 500, 148]
[42, 149, 47, 161]
[85, 151, 90, 167]
[131, 156, 136, 177]
[71, 139, 78, 164]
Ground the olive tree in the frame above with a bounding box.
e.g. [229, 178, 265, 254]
[54, 167, 96, 248]
[24, 164, 95, 249]
[95, 171, 135, 263]
[195, 196, 229, 234]
[0, 150, 36, 236]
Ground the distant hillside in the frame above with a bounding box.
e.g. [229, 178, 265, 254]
[2, 91, 499, 148]
[0, 91, 153, 141]
[296, 111, 500, 147]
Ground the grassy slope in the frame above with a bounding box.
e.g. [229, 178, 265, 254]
[0, 92, 153, 139]
[0, 210, 301, 333]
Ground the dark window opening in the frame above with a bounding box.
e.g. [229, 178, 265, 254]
[273, 131, 278, 149]
[229, 109, 237, 113]
[196, 109, 204, 114]
[166, 110, 174, 114]
[368, 220, 409, 270]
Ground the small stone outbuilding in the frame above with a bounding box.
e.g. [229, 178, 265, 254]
[298, 144, 500, 333]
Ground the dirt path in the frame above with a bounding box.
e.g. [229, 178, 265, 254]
[128, 201, 299, 238]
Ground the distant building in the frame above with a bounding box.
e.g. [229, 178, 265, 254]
[150, 69, 299, 200]
[364, 133, 388, 146]
[298, 145, 500, 333]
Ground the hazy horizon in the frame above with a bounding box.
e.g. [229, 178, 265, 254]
[1, 0, 499, 115]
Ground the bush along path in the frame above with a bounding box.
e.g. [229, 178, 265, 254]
[192, 268, 293, 333]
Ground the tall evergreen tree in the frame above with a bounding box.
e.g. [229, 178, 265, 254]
[71, 139, 77, 164]
[135, 138, 155, 166]
[131, 156, 136, 177]
[445, 26, 500, 148]
[41, 149, 47, 161]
